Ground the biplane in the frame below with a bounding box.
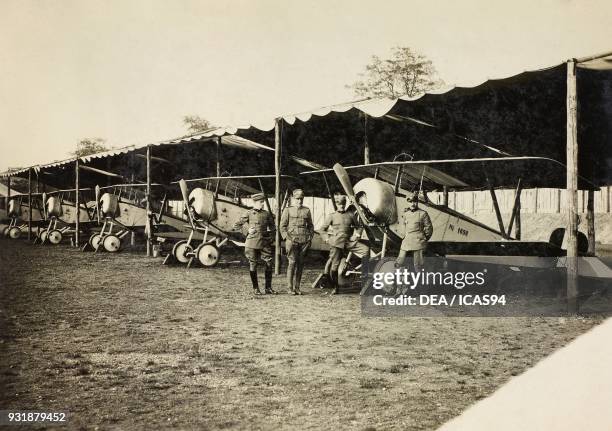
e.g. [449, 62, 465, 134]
[303, 156, 612, 288]
[34, 188, 99, 245]
[1, 194, 44, 239]
[160, 174, 328, 268]
[84, 183, 172, 252]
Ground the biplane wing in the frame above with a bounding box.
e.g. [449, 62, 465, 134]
[301, 156, 597, 191]
[299, 158, 611, 280]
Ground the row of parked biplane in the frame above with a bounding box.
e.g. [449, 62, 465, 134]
[2, 136, 611, 287]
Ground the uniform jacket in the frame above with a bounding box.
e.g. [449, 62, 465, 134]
[234, 208, 275, 250]
[280, 205, 314, 244]
[400, 208, 433, 251]
[320, 209, 360, 249]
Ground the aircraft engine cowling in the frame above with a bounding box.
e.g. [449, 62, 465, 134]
[100, 193, 119, 217]
[353, 178, 398, 225]
[46, 196, 63, 217]
[188, 188, 217, 222]
[7, 199, 21, 217]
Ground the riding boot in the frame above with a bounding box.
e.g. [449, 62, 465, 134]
[249, 270, 262, 295]
[286, 261, 295, 294]
[294, 264, 303, 295]
[330, 270, 339, 295]
[264, 268, 275, 294]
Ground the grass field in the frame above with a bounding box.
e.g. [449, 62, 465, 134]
[0, 240, 604, 430]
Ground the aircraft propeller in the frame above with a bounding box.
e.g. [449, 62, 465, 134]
[179, 179, 195, 229]
[332, 163, 378, 244]
[95, 185, 101, 224]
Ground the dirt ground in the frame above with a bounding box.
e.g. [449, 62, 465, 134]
[0, 240, 605, 430]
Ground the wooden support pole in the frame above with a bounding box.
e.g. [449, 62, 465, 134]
[515, 195, 522, 240]
[471, 191, 475, 214]
[607, 186, 611, 213]
[489, 186, 507, 238]
[6, 175, 10, 212]
[75, 159, 80, 247]
[216, 136, 222, 177]
[443, 186, 449, 207]
[587, 189, 595, 256]
[146, 145, 152, 257]
[566, 59, 579, 314]
[507, 179, 522, 238]
[27, 168, 32, 240]
[363, 113, 370, 164]
[556, 188, 562, 213]
[274, 119, 282, 275]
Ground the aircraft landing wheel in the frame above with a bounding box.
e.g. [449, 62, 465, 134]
[47, 229, 63, 244]
[2, 226, 9, 237]
[172, 240, 193, 264]
[89, 233, 102, 250]
[39, 230, 49, 243]
[103, 234, 121, 253]
[372, 258, 399, 295]
[8, 227, 21, 240]
[196, 243, 220, 267]
[337, 259, 358, 287]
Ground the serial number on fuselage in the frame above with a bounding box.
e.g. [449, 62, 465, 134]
[448, 224, 469, 236]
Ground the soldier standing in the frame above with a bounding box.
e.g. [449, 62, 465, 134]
[234, 193, 276, 295]
[395, 193, 433, 272]
[320, 192, 370, 294]
[280, 189, 314, 295]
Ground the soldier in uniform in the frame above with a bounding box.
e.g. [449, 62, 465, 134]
[233, 193, 276, 295]
[395, 193, 433, 272]
[280, 189, 314, 295]
[320, 192, 370, 294]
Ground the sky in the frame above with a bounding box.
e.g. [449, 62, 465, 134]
[1, 0, 612, 172]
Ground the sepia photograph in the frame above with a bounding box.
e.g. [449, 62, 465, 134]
[1, 0, 612, 429]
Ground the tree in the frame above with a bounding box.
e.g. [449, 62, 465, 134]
[348, 47, 443, 99]
[183, 115, 214, 135]
[72, 138, 109, 157]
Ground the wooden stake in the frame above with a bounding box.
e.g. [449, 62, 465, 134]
[587, 189, 595, 255]
[566, 59, 579, 314]
[75, 159, 80, 247]
[146, 145, 152, 257]
[274, 119, 282, 275]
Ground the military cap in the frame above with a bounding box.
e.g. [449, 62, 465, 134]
[334, 193, 347, 203]
[251, 193, 266, 202]
[292, 189, 305, 198]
